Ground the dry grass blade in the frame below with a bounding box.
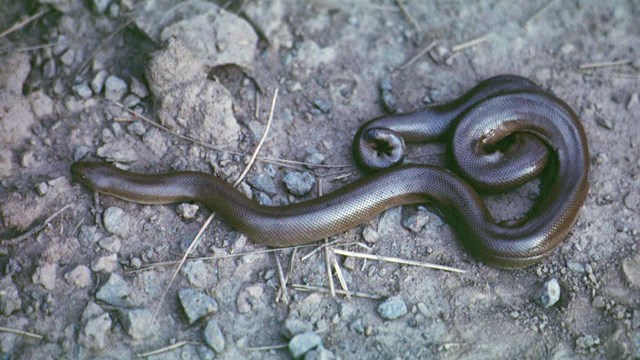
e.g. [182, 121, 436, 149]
[292, 284, 383, 300]
[394, 0, 421, 33]
[3, 204, 71, 245]
[275, 253, 289, 304]
[234, 87, 279, 186]
[245, 344, 289, 351]
[578, 59, 632, 70]
[331, 254, 351, 300]
[399, 40, 438, 70]
[524, 0, 558, 30]
[136, 341, 188, 358]
[324, 242, 336, 297]
[451, 34, 491, 52]
[0, 326, 44, 340]
[149, 214, 216, 329]
[333, 249, 466, 274]
[0, 9, 49, 39]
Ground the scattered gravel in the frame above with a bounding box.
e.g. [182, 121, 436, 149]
[535, 278, 561, 308]
[377, 295, 408, 320]
[102, 206, 130, 237]
[203, 319, 225, 353]
[289, 331, 322, 359]
[179, 288, 219, 324]
[283, 171, 316, 196]
[95, 273, 134, 307]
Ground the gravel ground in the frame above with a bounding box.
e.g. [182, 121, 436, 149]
[1, 0, 639, 359]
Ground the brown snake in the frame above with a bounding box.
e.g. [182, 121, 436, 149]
[71, 75, 589, 268]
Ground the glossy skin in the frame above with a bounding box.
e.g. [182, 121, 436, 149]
[71, 75, 589, 268]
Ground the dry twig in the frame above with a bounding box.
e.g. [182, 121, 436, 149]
[136, 341, 189, 358]
[451, 34, 491, 53]
[399, 40, 438, 70]
[333, 249, 466, 274]
[524, 0, 558, 30]
[3, 204, 71, 245]
[0, 326, 44, 340]
[0, 9, 49, 39]
[578, 59, 632, 70]
[292, 284, 383, 300]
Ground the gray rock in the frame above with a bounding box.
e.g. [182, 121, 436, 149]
[304, 152, 325, 167]
[73, 145, 90, 161]
[80, 312, 112, 350]
[350, 318, 364, 334]
[575, 334, 600, 349]
[377, 295, 408, 320]
[177, 203, 199, 220]
[313, 99, 332, 114]
[59, 49, 75, 66]
[0, 276, 22, 315]
[130, 77, 149, 98]
[65, 265, 92, 288]
[236, 283, 264, 314]
[283, 317, 313, 338]
[35, 182, 49, 196]
[97, 140, 139, 162]
[122, 94, 141, 108]
[96, 273, 134, 307]
[402, 207, 431, 233]
[622, 254, 640, 289]
[379, 78, 397, 113]
[120, 308, 153, 339]
[254, 191, 274, 206]
[43, 59, 56, 78]
[142, 128, 168, 156]
[362, 226, 379, 243]
[78, 225, 102, 246]
[32, 263, 58, 290]
[98, 236, 122, 253]
[178, 288, 219, 324]
[0, 150, 13, 178]
[197, 345, 216, 360]
[29, 90, 54, 119]
[289, 332, 322, 359]
[180, 260, 212, 288]
[535, 278, 561, 308]
[91, 70, 108, 94]
[304, 346, 336, 360]
[248, 173, 278, 195]
[91, 254, 118, 273]
[104, 75, 128, 101]
[0, 53, 31, 94]
[283, 171, 316, 196]
[627, 93, 640, 110]
[127, 121, 146, 136]
[624, 190, 640, 210]
[92, 0, 111, 14]
[73, 82, 93, 99]
[567, 261, 586, 273]
[203, 319, 225, 353]
[102, 206, 130, 237]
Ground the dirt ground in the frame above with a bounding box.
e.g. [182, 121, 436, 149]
[1, 0, 639, 359]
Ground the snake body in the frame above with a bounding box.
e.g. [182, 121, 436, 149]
[71, 75, 589, 268]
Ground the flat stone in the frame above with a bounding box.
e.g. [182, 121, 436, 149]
[80, 312, 112, 350]
[120, 308, 154, 339]
[203, 319, 225, 353]
[98, 236, 122, 253]
[78, 225, 102, 246]
[130, 77, 149, 98]
[180, 260, 213, 288]
[377, 295, 408, 320]
[91, 253, 118, 273]
[289, 332, 322, 359]
[91, 70, 108, 94]
[96, 273, 134, 307]
[236, 283, 264, 314]
[247, 174, 278, 195]
[127, 121, 147, 136]
[97, 140, 139, 162]
[178, 288, 219, 324]
[283, 317, 313, 338]
[622, 253, 640, 289]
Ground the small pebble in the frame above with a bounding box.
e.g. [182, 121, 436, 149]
[95, 273, 134, 307]
[377, 295, 408, 320]
[178, 288, 219, 324]
[304, 346, 336, 360]
[35, 182, 49, 196]
[65, 265, 92, 288]
[535, 278, 561, 308]
[313, 99, 332, 114]
[102, 206, 130, 237]
[104, 75, 128, 101]
[247, 174, 278, 195]
[289, 332, 322, 359]
[127, 121, 146, 136]
[32, 263, 58, 290]
[567, 261, 586, 273]
[74, 145, 90, 161]
[402, 207, 431, 233]
[80, 312, 112, 350]
[362, 226, 379, 243]
[121, 308, 154, 339]
[92, 0, 111, 14]
[98, 236, 121, 253]
[203, 319, 225, 353]
[283, 171, 316, 196]
[627, 93, 639, 110]
[130, 77, 149, 98]
[283, 317, 313, 338]
[177, 203, 199, 220]
[575, 334, 600, 349]
[0, 276, 22, 315]
[73, 82, 93, 99]
[304, 152, 325, 167]
[180, 260, 211, 288]
[91, 253, 118, 273]
[122, 94, 141, 108]
[91, 70, 108, 94]
[379, 78, 397, 113]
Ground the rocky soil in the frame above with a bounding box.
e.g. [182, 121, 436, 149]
[1, 0, 639, 359]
